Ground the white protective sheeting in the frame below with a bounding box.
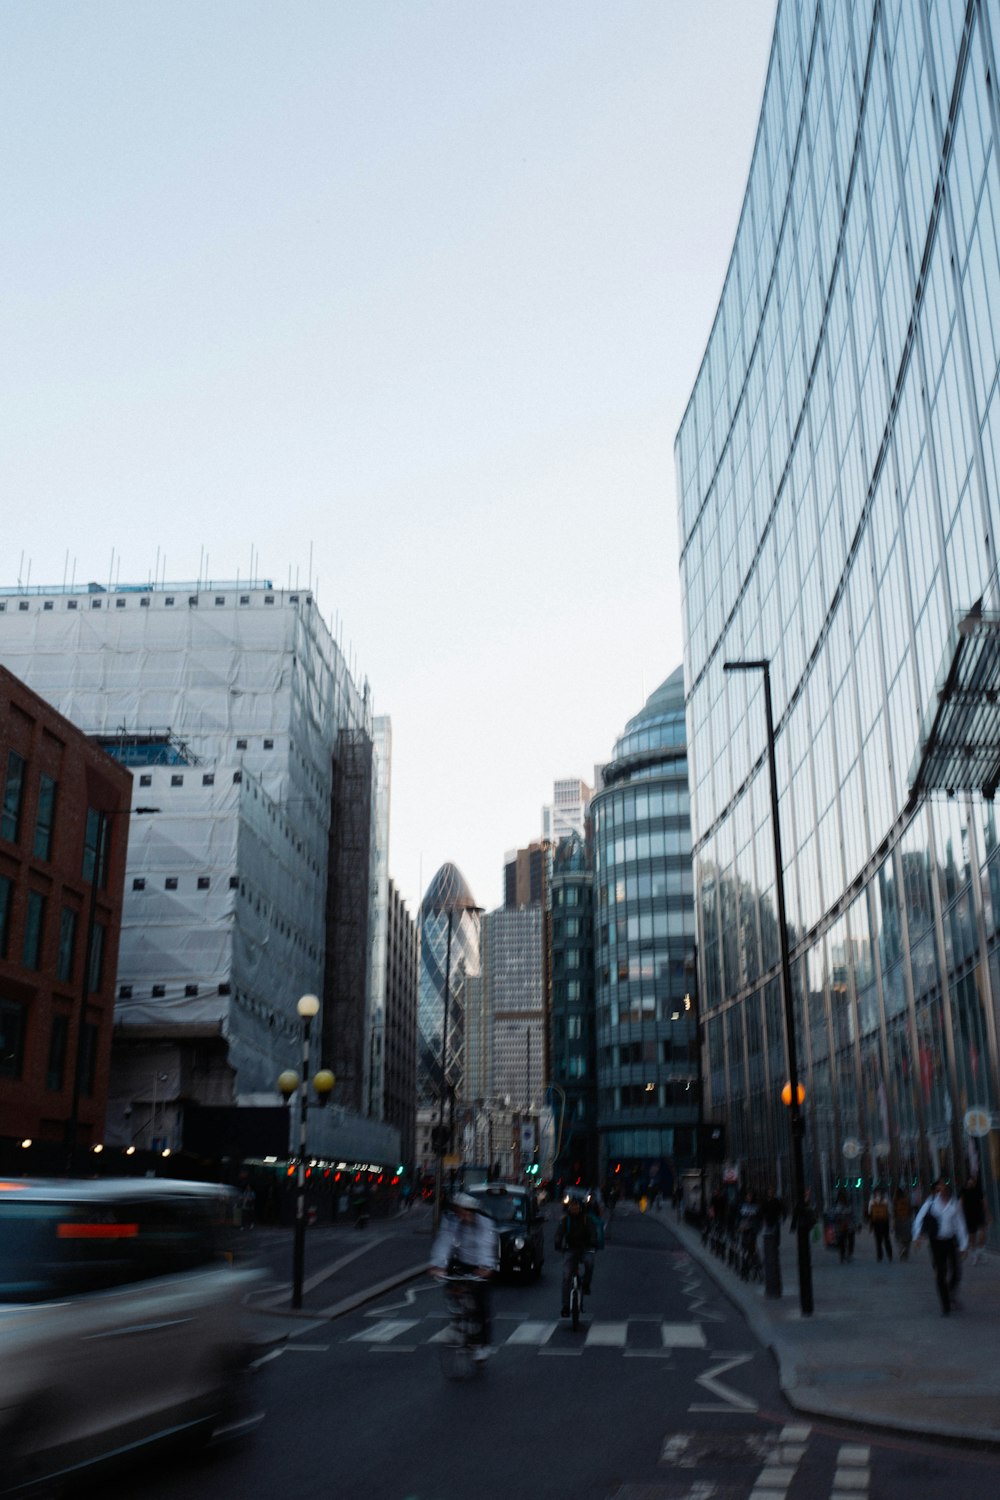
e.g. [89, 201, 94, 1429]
[0, 585, 376, 1104]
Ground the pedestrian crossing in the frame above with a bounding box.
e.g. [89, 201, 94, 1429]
[347, 1315, 709, 1354]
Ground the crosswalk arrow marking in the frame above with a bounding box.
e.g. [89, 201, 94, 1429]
[691, 1353, 758, 1412]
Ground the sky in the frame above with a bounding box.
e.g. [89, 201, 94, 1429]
[2, 1, 778, 917]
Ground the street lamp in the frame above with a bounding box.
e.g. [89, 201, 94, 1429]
[277, 993, 336, 1310]
[723, 658, 814, 1316]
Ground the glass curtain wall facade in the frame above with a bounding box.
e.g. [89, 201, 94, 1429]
[677, 0, 1000, 1223]
[591, 669, 697, 1194]
[417, 863, 481, 1112]
[549, 832, 599, 1185]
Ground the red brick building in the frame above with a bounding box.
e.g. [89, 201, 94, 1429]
[0, 665, 131, 1155]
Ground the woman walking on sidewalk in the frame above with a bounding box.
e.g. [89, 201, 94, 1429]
[913, 1178, 969, 1315]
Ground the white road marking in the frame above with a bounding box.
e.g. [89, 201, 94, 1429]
[690, 1352, 758, 1411]
[661, 1322, 707, 1347]
[505, 1320, 558, 1344]
[348, 1318, 419, 1342]
[586, 1321, 629, 1346]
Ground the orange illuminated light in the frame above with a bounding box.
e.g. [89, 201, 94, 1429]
[58, 1222, 139, 1240]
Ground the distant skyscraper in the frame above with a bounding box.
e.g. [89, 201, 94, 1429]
[383, 877, 418, 1169]
[541, 778, 592, 844]
[480, 906, 545, 1113]
[591, 669, 696, 1186]
[503, 841, 550, 909]
[548, 831, 598, 1184]
[417, 863, 481, 1111]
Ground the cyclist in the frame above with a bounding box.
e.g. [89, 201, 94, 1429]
[555, 1189, 599, 1317]
[430, 1192, 499, 1361]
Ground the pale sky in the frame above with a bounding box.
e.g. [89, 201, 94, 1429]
[2, 1, 777, 916]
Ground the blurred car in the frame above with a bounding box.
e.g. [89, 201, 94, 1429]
[466, 1182, 545, 1280]
[0, 1177, 263, 1494]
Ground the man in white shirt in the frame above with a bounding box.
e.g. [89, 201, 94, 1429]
[913, 1178, 969, 1315]
[431, 1192, 499, 1359]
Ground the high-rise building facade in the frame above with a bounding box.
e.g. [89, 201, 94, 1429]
[548, 831, 598, 1184]
[417, 863, 481, 1113]
[542, 778, 593, 844]
[591, 669, 697, 1189]
[383, 876, 418, 1170]
[677, 0, 1000, 1218]
[0, 581, 380, 1153]
[481, 905, 545, 1114]
[503, 841, 550, 910]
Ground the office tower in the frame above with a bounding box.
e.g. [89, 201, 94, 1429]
[591, 669, 697, 1190]
[0, 581, 379, 1153]
[548, 830, 598, 1184]
[383, 877, 418, 1170]
[541, 778, 593, 844]
[503, 841, 550, 910]
[417, 862, 480, 1113]
[676, 0, 1000, 1214]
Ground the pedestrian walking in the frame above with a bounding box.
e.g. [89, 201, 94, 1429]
[913, 1178, 969, 1315]
[961, 1174, 988, 1264]
[867, 1185, 893, 1262]
[831, 1189, 855, 1262]
[892, 1185, 912, 1261]
[760, 1185, 784, 1298]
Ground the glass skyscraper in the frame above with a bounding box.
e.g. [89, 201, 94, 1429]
[591, 669, 697, 1190]
[677, 0, 1000, 1222]
[417, 863, 481, 1111]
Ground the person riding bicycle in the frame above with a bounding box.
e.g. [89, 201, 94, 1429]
[430, 1192, 499, 1361]
[555, 1189, 599, 1317]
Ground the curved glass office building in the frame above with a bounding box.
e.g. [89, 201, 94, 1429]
[417, 863, 481, 1109]
[592, 668, 697, 1188]
[677, 0, 1000, 1221]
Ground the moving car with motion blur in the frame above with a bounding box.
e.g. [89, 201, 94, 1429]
[464, 1181, 545, 1280]
[0, 1177, 263, 1494]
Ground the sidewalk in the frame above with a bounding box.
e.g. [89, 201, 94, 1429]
[665, 1206, 1000, 1447]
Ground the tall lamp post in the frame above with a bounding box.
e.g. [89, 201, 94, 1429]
[278, 993, 335, 1310]
[723, 658, 814, 1316]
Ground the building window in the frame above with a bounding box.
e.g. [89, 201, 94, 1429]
[119, 984, 133, 1000]
[202, 773, 215, 786]
[86, 922, 105, 992]
[115, 598, 126, 608]
[18, 601, 29, 611]
[263, 739, 273, 750]
[57, 906, 77, 983]
[185, 983, 199, 997]
[140, 773, 152, 787]
[46, 1012, 69, 1091]
[215, 596, 226, 606]
[140, 597, 150, 607]
[2, 750, 26, 843]
[67, 600, 77, 609]
[165, 596, 175, 606]
[33, 773, 57, 860]
[152, 984, 166, 998]
[170, 774, 184, 787]
[236, 739, 248, 750]
[188, 595, 198, 607]
[0, 998, 27, 1079]
[218, 981, 231, 995]
[264, 595, 274, 605]
[132, 877, 146, 891]
[43, 600, 53, 611]
[233, 771, 242, 784]
[240, 595, 249, 605]
[197, 876, 210, 890]
[229, 875, 239, 889]
[22, 890, 46, 969]
[81, 808, 109, 886]
[0, 874, 12, 957]
[165, 877, 178, 891]
[90, 599, 101, 609]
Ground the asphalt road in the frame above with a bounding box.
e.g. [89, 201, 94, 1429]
[110, 1209, 1000, 1500]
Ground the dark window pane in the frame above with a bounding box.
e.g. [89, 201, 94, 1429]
[57, 906, 77, 984]
[33, 774, 57, 860]
[79, 1022, 98, 1097]
[22, 891, 46, 969]
[2, 752, 26, 843]
[86, 923, 105, 993]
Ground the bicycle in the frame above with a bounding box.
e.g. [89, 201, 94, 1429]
[564, 1254, 588, 1331]
[438, 1275, 485, 1380]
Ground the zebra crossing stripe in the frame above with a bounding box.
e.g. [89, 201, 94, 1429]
[349, 1319, 419, 1342]
[661, 1322, 707, 1347]
[506, 1321, 559, 1344]
[584, 1321, 629, 1346]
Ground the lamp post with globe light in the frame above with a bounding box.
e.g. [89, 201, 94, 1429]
[278, 993, 335, 1310]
